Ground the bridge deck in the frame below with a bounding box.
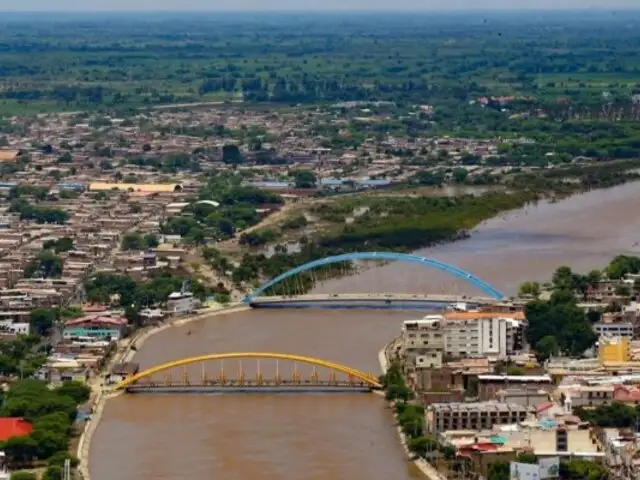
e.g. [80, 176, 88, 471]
[126, 383, 374, 394]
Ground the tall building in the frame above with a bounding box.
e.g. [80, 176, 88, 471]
[425, 401, 535, 434]
[400, 312, 524, 365]
[598, 336, 631, 365]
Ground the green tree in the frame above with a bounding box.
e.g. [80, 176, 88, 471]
[408, 435, 439, 456]
[3, 436, 38, 464]
[606, 255, 640, 280]
[452, 168, 469, 184]
[29, 308, 57, 336]
[54, 381, 91, 404]
[487, 461, 509, 480]
[121, 232, 144, 251]
[23, 251, 63, 278]
[615, 284, 631, 297]
[42, 466, 63, 480]
[535, 335, 560, 360]
[43, 237, 73, 253]
[292, 170, 317, 189]
[10, 473, 38, 480]
[518, 281, 541, 297]
[552, 266, 575, 290]
[56, 152, 72, 164]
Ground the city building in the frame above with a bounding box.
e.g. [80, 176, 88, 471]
[400, 317, 446, 369]
[425, 402, 535, 434]
[599, 336, 631, 364]
[445, 420, 603, 477]
[443, 312, 524, 358]
[63, 315, 128, 341]
[400, 312, 525, 366]
[477, 375, 554, 401]
[108, 362, 140, 385]
[166, 291, 194, 316]
[594, 322, 634, 338]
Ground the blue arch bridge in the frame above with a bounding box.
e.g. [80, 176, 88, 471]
[243, 252, 505, 308]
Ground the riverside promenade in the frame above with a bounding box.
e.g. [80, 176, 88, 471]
[75, 304, 250, 480]
[378, 340, 447, 480]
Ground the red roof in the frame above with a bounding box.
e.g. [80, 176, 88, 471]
[614, 385, 640, 403]
[536, 401, 555, 413]
[65, 315, 128, 327]
[0, 418, 33, 441]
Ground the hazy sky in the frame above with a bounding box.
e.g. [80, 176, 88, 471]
[0, 0, 638, 11]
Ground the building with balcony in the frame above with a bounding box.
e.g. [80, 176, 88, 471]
[425, 401, 535, 434]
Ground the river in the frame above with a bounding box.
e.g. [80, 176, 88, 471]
[89, 182, 640, 480]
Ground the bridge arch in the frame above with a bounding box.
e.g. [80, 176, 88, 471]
[244, 252, 504, 303]
[115, 352, 381, 390]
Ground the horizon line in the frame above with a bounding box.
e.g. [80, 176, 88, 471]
[1, 7, 640, 13]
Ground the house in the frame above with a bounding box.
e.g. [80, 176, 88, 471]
[0, 418, 33, 441]
[63, 315, 128, 341]
[166, 291, 194, 316]
[107, 362, 140, 385]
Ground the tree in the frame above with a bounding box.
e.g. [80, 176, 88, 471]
[29, 308, 57, 336]
[23, 251, 63, 278]
[518, 281, 541, 297]
[4, 436, 38, 464]
[10, 473, 38, 480]
[42, 466, 63, 480]
[54, 381, 91, 404]
[56, 152, 72, 164]
[452, 168, 469, 184]
[143, 234, 159, 249]
[292, 170, 317, 189]
[487, 460, 509, 480]
[615, 284, 631, 297]
[535, 335, 560, 360]
[222, 144, 243, 164]
[552, 266, 575, 291]
[506, 366, 524, 376]
[606, 255, 640, 280]
[43, 237, 73, 253]
[408, 436, 438, 456]
[121, 232, 144, 251]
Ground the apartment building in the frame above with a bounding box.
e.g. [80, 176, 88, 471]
[400, 316, 446, 368]
[400, 312, 524, 365]
[425, 401, 535, 434]
[594, 322, 634, 338]
[444, 312, 525, 358]
[477, 375, 554, 401]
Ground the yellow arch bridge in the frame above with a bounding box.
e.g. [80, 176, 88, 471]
[115, 352, 383, 394]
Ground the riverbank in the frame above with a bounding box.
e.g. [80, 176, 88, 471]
[75, 303, 250, 480]
[378, 339, 447, 480]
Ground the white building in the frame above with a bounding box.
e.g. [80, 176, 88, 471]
[401, 312, 524, 363]
[594, 322, 634, 338]
[167, 291, 194, 316]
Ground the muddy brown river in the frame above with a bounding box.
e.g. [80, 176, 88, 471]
[90, 182, 640, 480]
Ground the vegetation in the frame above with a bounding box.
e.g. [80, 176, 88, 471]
[162, 177, 282, 244]
[23, 251, 63, 279]
[8, 200, 68, 225]
[42, 237, 74, 254]
[574, 402, 640, 429]
[0, 379, 89, 467]
[84, 269, 229, 319]
[120, 232, 159, 251]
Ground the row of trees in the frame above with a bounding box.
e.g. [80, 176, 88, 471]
[0, 379, 89, 471]
[524, 256, 640, 360]
[9, 200, 69, 225]
[380, 362, 455, 460]
[84, 270, 229, 317]
[120, 232, 159, 251]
